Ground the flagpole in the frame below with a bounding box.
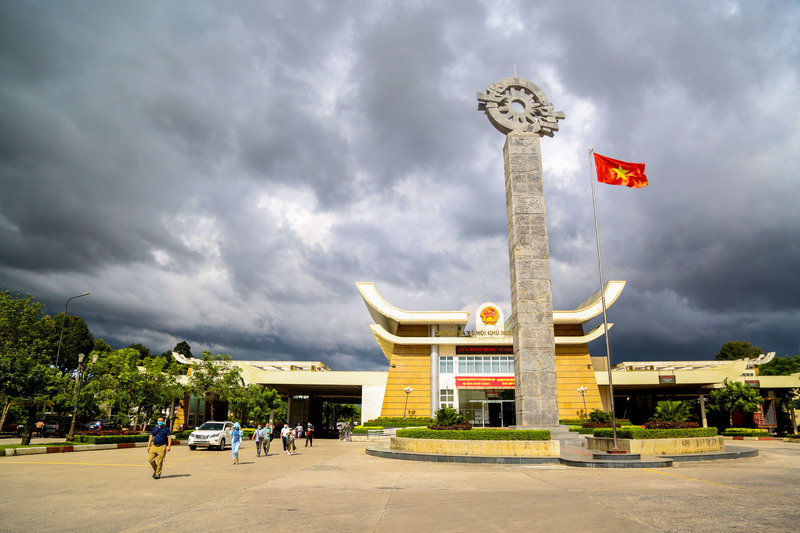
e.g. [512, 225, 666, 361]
[589, 148, 619, 451]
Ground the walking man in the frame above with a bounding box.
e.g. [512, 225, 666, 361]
[253, 424, 266, 457]
[305, 423, 314, 447]
[147, 416, 172, 479]
[280, 423, 290, 454]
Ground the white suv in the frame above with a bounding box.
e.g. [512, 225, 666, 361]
[187, 421, 234, 451]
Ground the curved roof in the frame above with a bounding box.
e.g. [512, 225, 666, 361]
[357, 280, 626, 331]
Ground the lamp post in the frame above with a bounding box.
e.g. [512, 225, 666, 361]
[55, 292, 90, 369]
[67, 352, 98, 442]
[577, 386, 588, 419]
[403, 387, 413, 418]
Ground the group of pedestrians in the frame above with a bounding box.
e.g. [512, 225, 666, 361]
[146, 418, 321, 479]
[279, 422, 314, 455]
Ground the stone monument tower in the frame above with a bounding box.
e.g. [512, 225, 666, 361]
[477, 77, 565, 429]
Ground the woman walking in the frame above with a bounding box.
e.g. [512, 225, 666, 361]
[231, 422, 243, 464]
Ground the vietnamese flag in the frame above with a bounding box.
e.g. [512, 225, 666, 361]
[594, 153, 648, 188]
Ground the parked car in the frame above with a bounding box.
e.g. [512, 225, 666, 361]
[41, 414, 62, 436]
[86, 419, 121, 431]
[54, 416, 88, 436]
[187, 421, 234, 451]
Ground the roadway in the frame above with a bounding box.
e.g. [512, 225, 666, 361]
[0, 438, 798, 532]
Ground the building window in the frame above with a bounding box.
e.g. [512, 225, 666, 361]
[440, 356, 454, 374]
[456, 356, 513, 374]
[440, 389, 454, 409]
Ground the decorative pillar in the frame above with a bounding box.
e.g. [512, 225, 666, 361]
[699, 393, 708, 428]
[430, 325, 439, 416]
[478, 77, 565, 429]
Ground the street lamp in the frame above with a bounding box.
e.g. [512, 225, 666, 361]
[577, 386, 589, 419]
[67, 352, 98, 442]
[403, 387, 413, 418]
[55, 292, 90, 369]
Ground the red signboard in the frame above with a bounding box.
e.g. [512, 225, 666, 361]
[455, 376, 515, 388]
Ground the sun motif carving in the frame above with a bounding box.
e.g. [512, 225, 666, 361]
[477, 77, 565, 136]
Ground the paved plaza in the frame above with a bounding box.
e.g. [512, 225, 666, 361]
[1, 438, 798, 532]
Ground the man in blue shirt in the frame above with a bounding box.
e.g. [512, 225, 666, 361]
[147, 416, 172, 479]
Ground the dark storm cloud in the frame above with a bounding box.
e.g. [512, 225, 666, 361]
[1, 0, 798, 369]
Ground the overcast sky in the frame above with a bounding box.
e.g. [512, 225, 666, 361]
[1, 1, 798, 370]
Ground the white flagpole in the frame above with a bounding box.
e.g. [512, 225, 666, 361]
[589, 148, 619, 451]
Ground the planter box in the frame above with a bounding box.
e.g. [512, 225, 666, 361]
[587, 436, 724, 455]
[391, 436, 559, 457]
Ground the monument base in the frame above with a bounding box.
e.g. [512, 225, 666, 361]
[510, 424, 580, 443]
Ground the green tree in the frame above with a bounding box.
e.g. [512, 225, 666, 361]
[0, 291, 67, 444]
[650, 400, 694, 422]
[189, 351, 242, 420]
[225, 383, 280, 424]
[93, 338, 113, 354]
[757, 354, 800, 376]
[83, 348, 143, 425]
[715, 340, 763, 361]
[53, 313, 94, 373]
[707, 378, 764, 427]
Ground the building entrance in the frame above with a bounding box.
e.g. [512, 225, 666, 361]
[459, 389, 515, 427]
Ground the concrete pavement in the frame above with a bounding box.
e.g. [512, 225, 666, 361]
[0, 438, 798, 532]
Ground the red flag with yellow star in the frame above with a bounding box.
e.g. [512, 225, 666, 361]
[594, 153, 648, 188]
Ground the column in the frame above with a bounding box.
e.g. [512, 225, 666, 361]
[430, 325, 439, 416]
[505, 133, 559, 428]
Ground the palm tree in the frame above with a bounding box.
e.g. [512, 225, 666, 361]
[651, 400, 694, 422]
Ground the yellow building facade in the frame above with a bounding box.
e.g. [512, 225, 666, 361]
[357, 281, 626, 424]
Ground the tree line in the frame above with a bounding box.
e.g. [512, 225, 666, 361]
[0, 290, 284, 444]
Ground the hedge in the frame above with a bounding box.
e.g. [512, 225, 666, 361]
[73, 434, 150, 444]
[721, 428, 770, 436]
[175, 430, 193, 439]
[352, 425, 376, 434]
[568, 426, 596, 434]
[396, 428, 550, 441]
[560, 418, 632, 426]
[363, 417, 434, 428]
[593, 427, 718, 439]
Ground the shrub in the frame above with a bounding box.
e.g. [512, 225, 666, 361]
[643, 421, 699, 430]
[428, 423, 473, 431]
[175, 430, 193, 439]
[651, 400, 695, 423]
[581, 422, 621, 428]
[352, 425, 377, 434]
[593, 427, 718, 439]
[433, 407, 467, 427]
[73, 434, 150, 444]
[560, 418, 585, 425]
[721, 428, 770, 436]
[569, 426, 596, 434]
[396, 428, 550, 441]
[589, 409, 612, 424]
[363, 417, 434, 428]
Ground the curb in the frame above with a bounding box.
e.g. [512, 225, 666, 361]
[5, 440, 182, 456]
[724, 436, 774, 441]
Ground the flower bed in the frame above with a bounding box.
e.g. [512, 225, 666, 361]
[396, 428, 550, 440]
[588, 427, 723, 454]
[392, 428, 556, 457]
